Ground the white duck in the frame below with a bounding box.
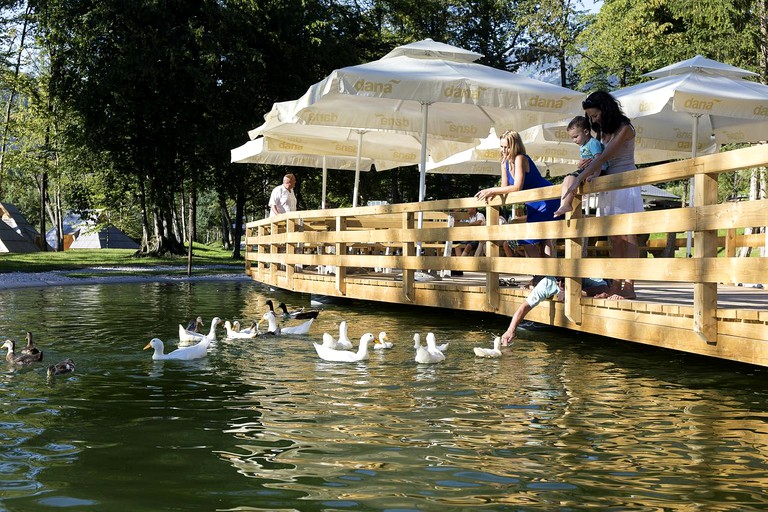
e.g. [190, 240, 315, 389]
[320, 332, 339, 350]
[373, 331, 393, 350]
[178, 317, 221, 346]
[224, 320, 258, 339]
[258, 311, 314, 335]
[414, 333, 444, 364]
[144, 337, 210, 361]
[426, 332, 449, 352]
[336, 321, 353, 349]
[314, 333, 374, 362]
[473, 337, 502, 358]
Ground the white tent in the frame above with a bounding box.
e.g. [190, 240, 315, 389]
[290, 39, 584, 210]
[0, 203, 40, 250]
[69, 225, 138, 250]
[0, 218, 38, 253]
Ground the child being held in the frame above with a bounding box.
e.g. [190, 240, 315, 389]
[553, 116, 607, 218]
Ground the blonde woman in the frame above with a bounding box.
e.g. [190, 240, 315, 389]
[475, 130, 558, 257]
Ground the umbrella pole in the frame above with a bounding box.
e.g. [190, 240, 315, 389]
[353, 131, 363, 207]
[685, 114, 701, 257]
[322, 156, 328, 209]
[417, 103, 430, 256]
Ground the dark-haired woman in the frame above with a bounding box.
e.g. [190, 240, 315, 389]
[576, 90, 642, 299]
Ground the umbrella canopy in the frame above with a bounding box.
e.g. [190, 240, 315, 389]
[232, 136, 383, 210]
[249, 99, 472, 205]
[426, 127, 578, 177]
[290, 38, 585, 207]
[610, 55, 768, 153]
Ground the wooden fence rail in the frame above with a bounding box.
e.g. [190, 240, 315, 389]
[245, 144, 768, 365]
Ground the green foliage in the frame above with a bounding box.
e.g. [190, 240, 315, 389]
[577, 0, 760, 88]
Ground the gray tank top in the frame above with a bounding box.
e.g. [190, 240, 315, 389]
[602, 123, 636, 175]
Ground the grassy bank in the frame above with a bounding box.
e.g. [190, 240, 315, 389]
[0, 243, 244, 274]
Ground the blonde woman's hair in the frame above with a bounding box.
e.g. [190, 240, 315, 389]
[499, 130, 526, 160]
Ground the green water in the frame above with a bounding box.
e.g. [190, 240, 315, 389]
[0, 280, 766, 511]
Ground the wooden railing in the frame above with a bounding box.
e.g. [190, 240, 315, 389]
[245, 144, 767, 343]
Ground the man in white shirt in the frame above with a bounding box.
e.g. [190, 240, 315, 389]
[269, 173, 297, 217]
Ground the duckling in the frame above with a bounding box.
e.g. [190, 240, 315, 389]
[47, 359, 75, 378]
[373, 331, 393, 350]
[2, 339, 43, 365]
[21, 331, 42, 359]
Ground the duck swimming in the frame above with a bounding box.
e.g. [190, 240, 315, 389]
[414, 333, 443, 364]
[2, 338, 43, 365]
[178, 317, 221, 346]
[258, 311, 314, 335]
[320, 332, 339, 349]
[473, 337, 502, 358]
[277, 302, 320, 320]
[426, 332, 449, 352]
[143, 337, 210, 361]
[314, 333, 374, 362]
[224, 320, 258, 339]
[47, 359, 75, 378]
[21, 332, 43, 358]
[373, 331, 393, 350]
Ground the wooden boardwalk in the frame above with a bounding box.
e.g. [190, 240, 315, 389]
[245, 145, 768, 367]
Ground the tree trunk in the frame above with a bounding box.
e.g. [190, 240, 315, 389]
[0, 6, 31, 195]
[138, 179, 151, 253]
[232, 186, 245, 259]
[39, 172, 48, 252]
[218, 190, 232, 250]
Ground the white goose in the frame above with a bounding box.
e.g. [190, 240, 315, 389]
[178, 317, 221, 346]
[414, 333, 444, 364]
[258, 311, 314, 335]
[426, 332, 449, 352]
[336, 321, 353, 349]
[144, 337, 210, 361]
[373, 331, 393, 350]
[314, 333, 374, 362]
[224, 320, 258, 339]
[473, 337, 502, 358]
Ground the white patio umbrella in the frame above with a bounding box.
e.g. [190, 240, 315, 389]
[249, 100, 472, 206]
[426, 127, 578, 177]
[610, 55, 768, 255]
[290, 39, 585, 214]
[231, 137, 409, 209]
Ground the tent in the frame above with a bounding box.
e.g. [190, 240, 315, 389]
[0, 217, 38, 253]
[0, 203, 41, 250]
[45, 212, 85, 250]
[69, 225, 139, 250]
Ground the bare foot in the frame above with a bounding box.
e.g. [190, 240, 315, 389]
[552, 204, 572, 218]
[593, 292, 610, 299]
[605, 294, 627, 300]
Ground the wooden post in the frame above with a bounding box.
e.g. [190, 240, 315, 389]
[286, 218, 296, 288]
[564, 193, 583, 324]
[336, 215, 347, 295]
[694, 170, 718, 343]
[402, 211, 415, 302]
[485, 206, 500, 309]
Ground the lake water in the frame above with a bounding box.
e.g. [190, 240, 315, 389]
[0, 279, 767, 511]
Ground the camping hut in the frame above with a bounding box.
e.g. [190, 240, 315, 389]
[68, 225, 139, 250]
[0, 203, 40, 252]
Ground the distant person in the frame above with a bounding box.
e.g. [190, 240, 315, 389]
[501, 276, 609, 346]
[475, 130, 558, 258]
[553, 115, 607, 217]
[572, 91, 643, 299]
[454, 207, 486, 257]
[269, 173, 297, 217]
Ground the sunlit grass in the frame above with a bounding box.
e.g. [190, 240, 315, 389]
[0, 243, 243, 273]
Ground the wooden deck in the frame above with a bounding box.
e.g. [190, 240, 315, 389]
[244, 145, 768, 367]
